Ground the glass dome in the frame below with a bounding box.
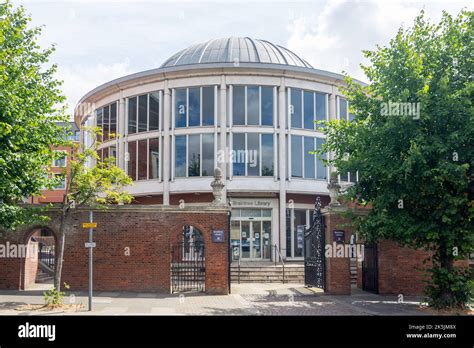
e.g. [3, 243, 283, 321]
[160, 37, 313, 69]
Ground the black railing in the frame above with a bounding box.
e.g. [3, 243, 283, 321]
[38, 243, 55, 270]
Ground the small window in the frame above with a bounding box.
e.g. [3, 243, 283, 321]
[53, 173, 66, 190]
[52, 151, 67, 167]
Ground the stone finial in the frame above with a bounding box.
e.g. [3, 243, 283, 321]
[327, 171, 341, 207]
[211, 167, 227, 206]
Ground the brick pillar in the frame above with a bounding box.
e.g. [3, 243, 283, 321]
[323, 207, 352, 295]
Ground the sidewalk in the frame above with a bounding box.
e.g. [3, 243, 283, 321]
[0, 283, 429, 316]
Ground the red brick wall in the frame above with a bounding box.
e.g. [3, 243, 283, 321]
[24, 240, 39, 289]
[323, 211, 354, 295]
[0, 206, 229, 294]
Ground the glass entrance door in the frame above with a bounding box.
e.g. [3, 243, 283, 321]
[241, 221, 261, 259]
[230, 209, 272, 261]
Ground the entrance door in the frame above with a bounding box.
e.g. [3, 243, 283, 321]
[240, 221, 262, 260]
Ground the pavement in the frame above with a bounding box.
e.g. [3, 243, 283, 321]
[0, 282, 431, 316]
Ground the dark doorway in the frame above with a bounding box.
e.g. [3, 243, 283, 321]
[362, 243, 378, 293]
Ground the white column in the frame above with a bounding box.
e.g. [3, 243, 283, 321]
[118, 91, 126, 171]
[278, 77, 287, 260]
[163, 81, 171, 205]
[219, 75, 227, 198]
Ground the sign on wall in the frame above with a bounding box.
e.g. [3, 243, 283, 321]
[212, 230, 225, 243]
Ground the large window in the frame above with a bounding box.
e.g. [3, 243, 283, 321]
[127, 138, 160, 181]
[291, 135, 327, 180]
[232, 86, 274, 126]
[175, 86, 215, 128]
[289, 88, 327, 130]
[175, 134, 215, 177]
[96, 101, 118, 142]
[232, 133, 274, 177]
[338, 96, 354, 121]
[127, 92, 161, 134]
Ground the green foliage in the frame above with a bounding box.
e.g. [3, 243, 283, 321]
[320, 10, 474, 308]
[43, 283, 69, 306]
[64, 126, 133, 209]
[424, 267, 472, 309]
[0, 1, 68, 229]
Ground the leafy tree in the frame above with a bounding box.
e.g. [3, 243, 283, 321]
[53, 128, 132, 290]
[0, 1, 68, 229]
[321, 10, 473, 308]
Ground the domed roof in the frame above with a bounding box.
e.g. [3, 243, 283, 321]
[160, 37, 313, 69]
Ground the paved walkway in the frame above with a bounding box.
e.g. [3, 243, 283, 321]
[0, 283, 429, 316]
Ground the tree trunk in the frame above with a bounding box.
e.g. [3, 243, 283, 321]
[438, 241, 454, 304]
[54, 212, 67, 291]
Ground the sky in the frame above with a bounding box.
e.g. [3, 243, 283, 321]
[16, 0, 472, 117]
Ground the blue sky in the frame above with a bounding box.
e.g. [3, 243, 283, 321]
[16, 0, 472, 116]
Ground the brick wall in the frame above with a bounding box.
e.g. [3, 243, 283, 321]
[323, 209, 354, 295]
[0, 206, 230, 294]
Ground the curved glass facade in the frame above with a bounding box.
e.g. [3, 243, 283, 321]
[94, 84, 331, 184]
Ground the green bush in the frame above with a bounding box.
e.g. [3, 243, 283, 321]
[424, 267, 472, 309]
[43, 283, 70, 306]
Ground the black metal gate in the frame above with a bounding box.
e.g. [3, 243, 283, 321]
[171, 226, 205, 293]
[362, 243, 378, 293]
[304, 197, 325, 289]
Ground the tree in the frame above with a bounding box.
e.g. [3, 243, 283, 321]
[53, 127, 132, 290]
[321, 10, 473, 308]
[0, 1, 68, 229]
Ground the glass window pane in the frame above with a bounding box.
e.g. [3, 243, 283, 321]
[128, 97, 137, 134]
[175, 135, 186, 177]
[188, 87, 200, 127]
[261, 134, 273, 176]
[293, 210, 306, 257]
[138, 94, 148, 132]
[291, 89, 302, 128]
[316, 93, 326, 130]
[175, 89, 186, 128]
[340, 172, 348, 182]
[188, 134, 200, 176]
[103, 105, 109, 141]
[247, 133, 259, 176]
[316, 138, 327, 180]
[202, 134, 214, 176]
[233, 86, 245, 125]
[137, 139, 147, 180]
[149, 138, 159, 179]
[261, 87, 273, 126]
[110, 145, 117, 166]
[339, 97, 348, 120]
[247, 86, 259, 125]
[110, 103, 117, 138]
[304, 137, 315, 178]
[349, 171, 357, 183]
[149, 92, 159, 131]
[96, 108, 103, 142]
[304, 91, 314, 130]
[202, 87, 214, 126]
[291, 135, 302, 177]
[233, 133, 245, 176]
[127, 141, 136, 181]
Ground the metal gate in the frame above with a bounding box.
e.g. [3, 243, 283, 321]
[362, 243, 378, 293]
[304, 197, 325, 289]
[171, 226, 205, 293]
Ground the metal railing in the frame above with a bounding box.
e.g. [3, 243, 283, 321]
[38, 244, 55, 271]
[273, 244, 286, 283]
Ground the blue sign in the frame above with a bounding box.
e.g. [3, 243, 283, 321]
[212, 230, 225, 243]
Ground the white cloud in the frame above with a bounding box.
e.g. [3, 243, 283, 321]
[56, 61, 132, 117]
[286, 0, 470, 82]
